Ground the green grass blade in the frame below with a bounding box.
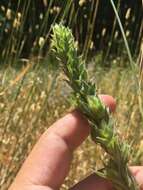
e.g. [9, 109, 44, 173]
[110, 0, 134, 69]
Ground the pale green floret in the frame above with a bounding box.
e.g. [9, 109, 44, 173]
[87, 95, 109, 123]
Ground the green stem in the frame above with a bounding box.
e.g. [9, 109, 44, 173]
[109, 0, 134, 69]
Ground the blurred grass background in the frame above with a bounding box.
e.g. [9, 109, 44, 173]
[0, 0, 143, 189]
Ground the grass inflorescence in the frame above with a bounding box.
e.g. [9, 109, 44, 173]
[51, 24, 140, 190]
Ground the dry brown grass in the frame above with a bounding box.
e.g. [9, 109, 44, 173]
[0, 60, 143, 190]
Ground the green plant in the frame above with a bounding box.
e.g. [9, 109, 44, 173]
[51, 24, 139, 190]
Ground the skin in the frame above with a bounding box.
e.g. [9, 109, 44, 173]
[9, 95, 143, 190]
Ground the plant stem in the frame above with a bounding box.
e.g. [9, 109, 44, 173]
[109, 0, 134, 69]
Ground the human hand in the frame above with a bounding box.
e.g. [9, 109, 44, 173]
[9, 95, 143, 190]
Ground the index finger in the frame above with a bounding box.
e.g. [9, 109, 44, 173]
[10, 111, 90, 190]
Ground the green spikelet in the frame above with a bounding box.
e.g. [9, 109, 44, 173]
[51, 23, 139, 190]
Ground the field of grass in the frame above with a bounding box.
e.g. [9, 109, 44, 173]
[0, 1, 142, 189]
[0, 56, 143, 190]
